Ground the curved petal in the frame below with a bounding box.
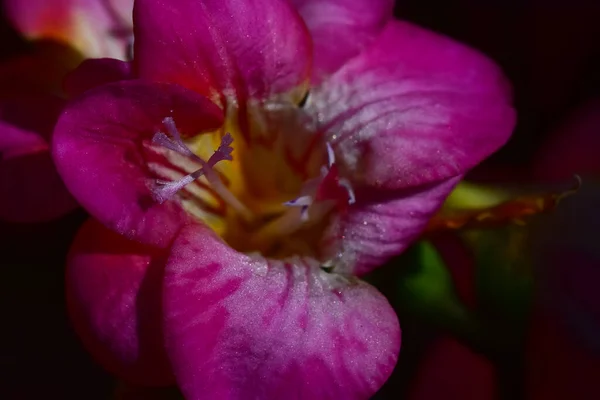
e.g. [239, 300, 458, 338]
[67, 218, 174, 386]
[308, 20, 515, 191]
[328, 176, 461, 276]
[133, 0, 312, 103]
[533, 99, 600, 180]
[52, 80, 224, 247]
[163, 224, 400, 400]
[409, 337, 496, 400]
[0, 95, 77, 222]
[64, 58, 133, 97]
[290, 0, 393, 83]
[5, 0, 133, 60]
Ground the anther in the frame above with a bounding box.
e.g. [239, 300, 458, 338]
[149, 118, 253, 220]
[281, 142, 356, 231]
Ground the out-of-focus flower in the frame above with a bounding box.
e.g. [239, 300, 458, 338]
[408, 337, 496, 400]
[52, 0, 515, 397]
[527, 99, 600, 400]
[67, 218, 173, 386]
[0, 0, 135, 222]
[0, 91, 78, 222]
[4, 0, 134, 60]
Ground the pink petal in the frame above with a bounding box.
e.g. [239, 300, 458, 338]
[5, 0, 134, 60]
[0, 95, 77, 222]
[409, 337, 496, 400]
[533, 99, 600, 180]
[290, 0, 394, 83]
[308, 20, 515, 191]
[67, 218, 174, 385]
[328, 176, 461, 276]
[162, 224, 400, 400]
[133, 0, 312, 102]
[52, 80, 224, 247]
[64, 58, 133, 98]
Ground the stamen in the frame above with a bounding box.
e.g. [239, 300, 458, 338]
[151, 167, 206, 204]
[150, 119, 253, 220]
[279, 141, 356, 233]
[338, 178, 356, 205]
[284, 195, 313, 222]
[326, 142, 335, 168]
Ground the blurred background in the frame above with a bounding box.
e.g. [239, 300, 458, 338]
[1, 1, 600, 399]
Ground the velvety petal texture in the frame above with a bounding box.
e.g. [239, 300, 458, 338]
[67, 219, 174, 385]
[329, 176, 461, 276]
[290, 0, 393, 83]
[0, 95, 77, 222]
[4, 0, 134, 60]
[307, 21, 514, 274]
[163, 225, 400, 400]
[308, 20, 515, 190]
[52, 80, 224, 247]
[133, 0, 312, 103]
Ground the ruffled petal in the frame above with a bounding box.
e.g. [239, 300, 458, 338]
[64, 58, 133, 97]
[307, 20, 515, 190]
[133, 0, 312, 103]
[67, 219, 174, 385]
[409, 337, 496, 400]
[163, 224, 400, 400]
[52, 80, 224, 247]
[327, 177, 461, 276]
[290, 0, 393, 83]
[5, 0, 133, 60]
[0, 95, 77, 222]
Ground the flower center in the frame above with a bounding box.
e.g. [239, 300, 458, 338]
[148, 99, 355, 260]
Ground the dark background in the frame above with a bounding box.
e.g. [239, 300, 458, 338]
[1, 1, 599, 398]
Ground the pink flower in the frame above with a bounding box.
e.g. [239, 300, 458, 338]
[409, 337, 496, 400]
[0, 0, 134, 222]
[527, 100, 600, 399]
[3, 0, 134, 60]
[0, 55, 79, 222]
[53, 0, 515, 397]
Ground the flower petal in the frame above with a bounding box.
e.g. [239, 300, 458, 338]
[409, 337, 496, 400]
[133, 0, 312, 103]
[328, 177, 461, 276]
[5, 0, 133, 60]
[0, 95, 77, 222]
[64, 58, 133, 97]
[290, 0, 393, 83]
[308, 20, 515, 190]
[52, 80, 224, 247]
[163, 224, 400, 400]
[67, 218, 174, 385]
